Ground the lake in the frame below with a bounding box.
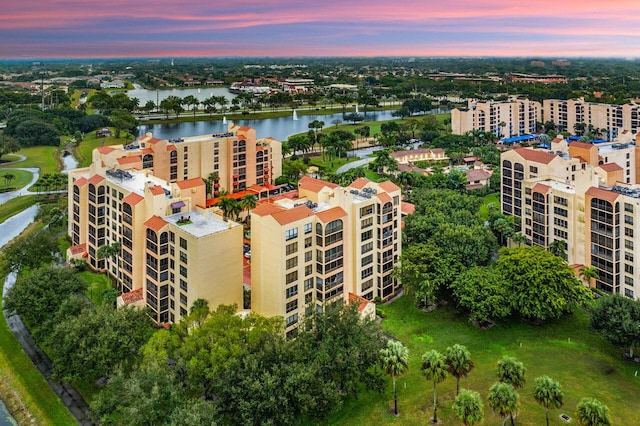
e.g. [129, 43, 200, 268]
[138, 108, 450, 142]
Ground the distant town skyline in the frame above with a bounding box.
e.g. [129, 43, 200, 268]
[2, 0, 640, 59]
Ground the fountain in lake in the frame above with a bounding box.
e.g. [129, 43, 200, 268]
[222, 116, 227, 124]
[355, 104, 359, 114]
[293, 109, 298, 120]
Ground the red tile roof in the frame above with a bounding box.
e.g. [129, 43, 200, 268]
[348, 293, 371, 313]
[466, 169, 492, 181]
[147, 138, 162, 145]
[349, 178, 370, 190]
[252, 203, 286, 217]
[315, 206, 347, 223]
[87, 174, 105, 185]
[122, 192, 144, 206]
[69, 243, 86, 255]
[378, 180, 400, 193]
[585, 186, 620, 203]
[120, 288, 144, 305]
[401, 202, 415, 215]
[73, 177, 88, 187]
[144, 215, 168, 232]
[96, 146, 115, 154]
[599, 163, 623, 172]
[298, 176, 339, 192]
[149, 185, 165, 196]
[117, 156, 141, 165]
[532, 183, 551, 194]
[512, 148, 557, 164]
[272, 205, 314, 225]
[176, 177, 204, 190]
[375, 192, 393, 204]
[166, 145, 177, 151]
[569, 141, 595, 149]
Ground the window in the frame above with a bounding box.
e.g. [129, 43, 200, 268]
[286, 300, 298, 313]
[530, 166, 538, 173]
[625, 215, 634, 225]
[304, 278, 313, 291]
[361, 217, 373, 228]
[361, 254, 373, 267]
[179, 265, 187, 278]
[305, 265, 313, 276]
[180, 279, 188, 292]
[625, 239, 634, 250]
[304, 251, 312, 262]
[180, 293, 187, 306]
[305, 237, 312, 248]
[286, 257, 298, 270]
[360, 205, 374, 217]
[286, 271, 298, 284]
[625, 252, 634, 262]
[286, 242, 298, 255]
[362, 279, 374, 291]
[361, 267, 374, 279]
[625, 264, 634, 275]
[286, 313, 299, 327]
[180, 237, 187, 249]
[304, 223, 312, 234]
[285, 285, 298, 298]
[179, 251, 188, 264]
[285, 228, 298, 241]
[625, 228, 634, 238]
[624, 288, 634, 298]
[361, 229, 373, 241]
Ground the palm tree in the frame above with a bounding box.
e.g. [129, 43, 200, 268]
[549, 239, 567, 259]
[497, 356, 526, 389]
[421, 350, 447, 423]
[533, 376, 563, 426]
[3, 172, 15, 188]
[217, 196, 238, 221]
[575, 397, 611, 426]
[379, 340, 409, 416]
[452, 389, 484, 426]
[130, 97, 140, 113]
[240, 194, 258, 221]
[183, 95, 199, 118]
[144, 100, 156, 114]
[511, 232, 527, 247]
[579, 266, 599, 288]
[488, 382, 520, 426]
[97, 241, 122, 289]
[445, 344, 474, 395]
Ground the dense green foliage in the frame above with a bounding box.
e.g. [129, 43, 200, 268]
[590, 294, 640, 358]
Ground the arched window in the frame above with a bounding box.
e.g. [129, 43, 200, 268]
[146, 228, 158, 243]
[325, 219, 343, 235]
[170, 150, 178, 164]
[123, 203, 132, 215]
[502, 160, 512, 169]
[143, 154, 154, 169]
[316, 222, 323, 236]
[160, 232, 169, 245]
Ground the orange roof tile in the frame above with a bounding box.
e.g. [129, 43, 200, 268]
[272, 205, 314, 225]
[349, 178, 370, 190]
[96, 146, 116, 154]
[585, 186, 620, 203]
[532, 183, 551, 194]
[69, 243, 86, 255]
[121, 288, 144, 305]
[252, 203, 286, 217]
[512, 148, 557, 165]
[149, 185, 165, 196]
[315, 206, 347, 223]
[176, 177, 204, 190]
[73, 177, 88, 187]
[378, 180, 400, 193]
[122, 192, 144, 206]
[569, 141, 595, 149]
[166, 145, 177, 151]
[147, 138, 162, 145]
[401, 202, 415, 215]
[375, 192, 393, 204]
[87, 174, 105, 185]
[117, 156, 141, 165]
[142, 148, 153, 154]
[298, 176, 339, 193]
[348, 293, 371, 313]
[144, 215, 168, 232]
[238, 125, 252, 131]
[599, 163, 623, 172]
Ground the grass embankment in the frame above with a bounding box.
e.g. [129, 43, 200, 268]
[0, 154, 22, 164]
[479, 192, 500, 221]
[79, 271, 111, 307]
[0, 224, 77, 426]
[0, 169, 33, 192]
[75, 129, 133, 168]
[4, 146, 60, 175]
[329, 297, 640, 425]
[0, 196, 37, 224]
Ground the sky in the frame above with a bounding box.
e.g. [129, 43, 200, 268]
[2, 0, 640, 59]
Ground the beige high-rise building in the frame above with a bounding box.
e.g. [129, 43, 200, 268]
[500, 139, 640, 299]
[452, 97, 541, 137]
[92, 123, 282, 193]
[250, 177, 402, 337]
[543, 98, 640, 141]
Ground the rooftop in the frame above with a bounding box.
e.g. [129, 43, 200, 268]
[164, 210, 241, 238]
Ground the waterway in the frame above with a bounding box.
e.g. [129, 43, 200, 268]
[138, 108, 450, 142]
[0, 205, 38, 425]
[127, 84, 237, 105]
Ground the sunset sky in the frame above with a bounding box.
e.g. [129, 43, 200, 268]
[2, 0, 640, 59]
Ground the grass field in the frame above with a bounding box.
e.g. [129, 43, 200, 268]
[0, 224, 77, 426]
[0, 154, 22, 164]
[0, 169, 33, 191]
[75, 129, 133, 167]
[479, 192, 500, 221]
[79, 271, 111, 307]
[329, 296, 640, 425]
[0, 196, 37, 224]
[4, 146, 60, 175]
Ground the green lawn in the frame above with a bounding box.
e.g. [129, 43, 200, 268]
[0, 154, 22, 164]
[329, 297, 640, 425]
[4, 146, 60, 175]
[0, 225, 77, 425]
[0, 168, 33, 191]
[75, 129, 133, 167]
[57, 234, 72, 258]
[79, 271, 111, 306]
[0, 196, 37, 224]
[479, 192, 500, 221]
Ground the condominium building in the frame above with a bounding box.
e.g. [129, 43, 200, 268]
[92, 123, 282, 193]
[250, 177, 402, 337]
[452, 97, 541, 137]
[543, 97, 640, 141]
[500, 139, 640, 298]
